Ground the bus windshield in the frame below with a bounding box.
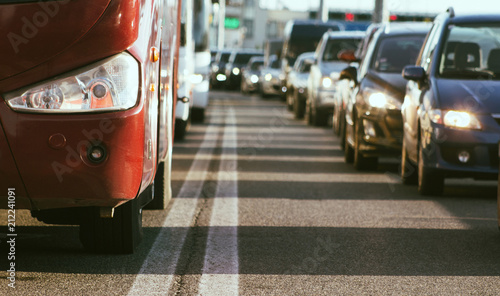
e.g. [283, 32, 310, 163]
[193, 0, 210, 52]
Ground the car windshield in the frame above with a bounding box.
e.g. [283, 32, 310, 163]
[372, 35, 424, 73]
[322, 38, 361, 61]
[285, 23, 341, 65]
[250, 61, 264, 70]
[438, 25, 500, 80]
[220, 53, 231, 63]
[235, 53, 260, 64]
[270, 58, 281, 69]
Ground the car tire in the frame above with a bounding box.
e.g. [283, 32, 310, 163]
[191, 108, 205, 123]
[286, 89, 294, 111]
[312, 110, 328, 127]
[353, 120, 378, 170]
[417, 142, 444, 195]
[80, 195, 143, 254]
[174, 117, 190, 140]
[305, 99, 313, 125]
[333, 104, 341, 135]
[344, 124, 354, 163]
[293, 91, 305, 119]
[401, 138, 418, 185]
[339, 114, 346, 150]
[145, 161, 172, 209]
[241, 80, 247, 94]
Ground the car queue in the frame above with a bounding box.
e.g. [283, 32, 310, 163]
[214, 8, 500, 198]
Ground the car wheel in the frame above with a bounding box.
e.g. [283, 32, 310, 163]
[145, 161, 173, 210]
[305, 99, 313, 125]
[80, 195, 144, 254]
[286, 89, 294, 111]
[417, 142, 444, 195]
[312, 109, 328, 127]
[241, 80, 247, 94]
[191, 108, 205, 123]
[401, 138, 417, 185]
[339, 114, 346, 150]
[353, 120, 378, 170]
[293, 91, 305, 119]
[344, 121, 354, 163]
[174, 117, 190, 140]
[333, 105, 341, 135]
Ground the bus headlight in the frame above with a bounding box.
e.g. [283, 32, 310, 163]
[5, 52, 139, 113]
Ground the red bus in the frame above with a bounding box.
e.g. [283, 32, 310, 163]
[0, 0, 181, 253]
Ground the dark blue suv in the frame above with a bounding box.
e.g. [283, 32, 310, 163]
[402, 8, 500, 195]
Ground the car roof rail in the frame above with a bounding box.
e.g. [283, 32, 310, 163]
[447, 7, 455, 18]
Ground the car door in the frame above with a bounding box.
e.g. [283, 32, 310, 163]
[403, 22, 441, 162]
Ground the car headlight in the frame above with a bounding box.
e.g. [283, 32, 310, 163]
[250, 74, 259, 84]
[216, 74, 227, 81]
[232, 67, 240, 75]
[264, 73, 272, 81]
[365, 88, 401, 110]
[5, 52, 139, 113]
[190, 74, 204, 84]
[321, 76, 334, 90]
[429, 109, 481, 130]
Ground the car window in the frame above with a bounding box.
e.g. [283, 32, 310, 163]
[220, 53, 230, 63]
[419, 23, 440, 72]
[250, 61, 264, 70]
[438, 25, 500, 80]
[270, 59, 280, 69]
[322, 38, 361, 61]
[371, 36, 425, 73]
[235, 54, 255, 64]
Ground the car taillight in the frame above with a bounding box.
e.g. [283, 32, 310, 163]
[5, 52, 139, 113]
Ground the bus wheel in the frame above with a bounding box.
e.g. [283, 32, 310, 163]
[79, 197, 143, 254]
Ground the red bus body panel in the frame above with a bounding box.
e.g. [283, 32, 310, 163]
[0, 0, 177, 210]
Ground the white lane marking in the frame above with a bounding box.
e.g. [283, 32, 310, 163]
[173, 172, 401, 183]
[127, 123, 220, 296]
[173, 154, 345, 163]
[198, 107, 239, 296]
[174, 143, 340, 150]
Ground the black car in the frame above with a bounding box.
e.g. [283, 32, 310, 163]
[402, 9, 500, 195]
[224, 50, 263, 90]
[343, 22, 431, 170]
[210, 49, 231, 89]
[241, 56, 264, 94]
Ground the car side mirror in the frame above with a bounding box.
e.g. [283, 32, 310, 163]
[339, 66, 358, 84]
[402, 66, 426, 82]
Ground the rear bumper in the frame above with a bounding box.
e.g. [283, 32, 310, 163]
[0, 102, 145, 210]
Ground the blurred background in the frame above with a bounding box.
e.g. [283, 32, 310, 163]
[208, 0, 498, 50]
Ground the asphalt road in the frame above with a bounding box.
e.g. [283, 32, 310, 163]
[1, 90, 500, 295]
